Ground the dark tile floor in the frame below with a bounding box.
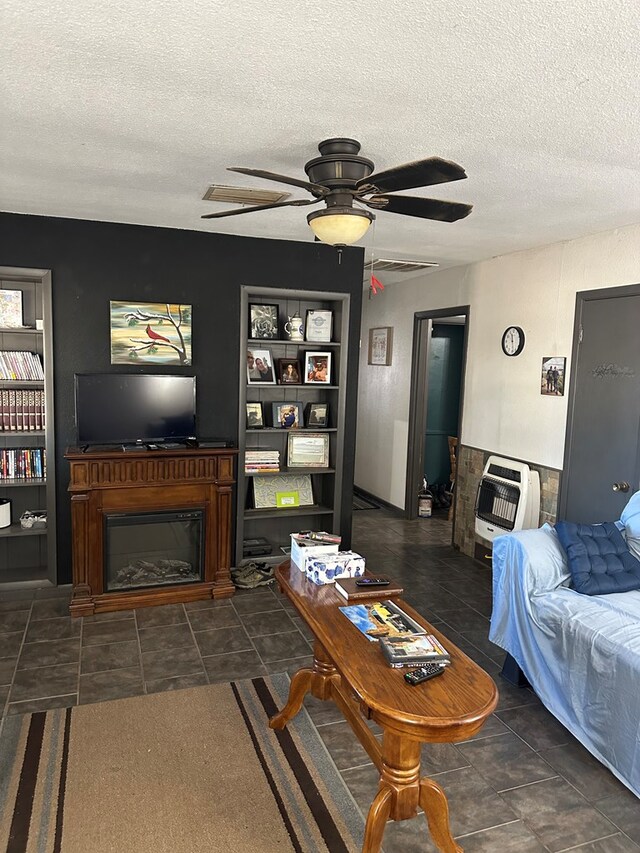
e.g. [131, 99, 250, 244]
[1, 509, 639, 852]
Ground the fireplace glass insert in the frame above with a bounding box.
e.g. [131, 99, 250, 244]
[104, 509, 204, 591]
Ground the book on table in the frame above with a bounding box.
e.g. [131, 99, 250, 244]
[379, 634, 451, 668]
[339, 600, 425, 642]
[334, 575, 404, 600]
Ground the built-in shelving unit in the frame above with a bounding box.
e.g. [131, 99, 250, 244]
[0, 267, 56, 586]
[236, 286, 350, 566]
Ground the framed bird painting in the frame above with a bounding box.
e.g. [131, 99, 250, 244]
[110, 301, 192, 365]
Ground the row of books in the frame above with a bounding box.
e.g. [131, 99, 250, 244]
[0, 447, 46, 480]
[0, 350, 44, 381]
[0, 389, 46, 431]
[245, 449, 280, 473]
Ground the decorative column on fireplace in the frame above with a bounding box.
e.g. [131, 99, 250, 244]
[65, 446, 237, 616]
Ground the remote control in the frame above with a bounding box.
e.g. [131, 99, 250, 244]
[404, 663, 447, 685]
[355, 577, 390, 587]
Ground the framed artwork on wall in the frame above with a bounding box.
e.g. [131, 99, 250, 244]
[368, 327, 393, 366]
[541, 356, 566, 396]
[249, 303, 279, 339]
[247, 348, 276, 384]
[110, 301, 192, 365]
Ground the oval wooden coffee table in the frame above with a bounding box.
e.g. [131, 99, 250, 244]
[270, 561, 498, 853]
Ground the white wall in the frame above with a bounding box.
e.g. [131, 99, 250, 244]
[355, 223, 640, 508]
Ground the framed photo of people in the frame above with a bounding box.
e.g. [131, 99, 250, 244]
[246, 402, 264, 429]
[276, 358, 302, 385]
[247, 348, 276, 384]
[304, 351, 332, 384]
[271, 401, 303, 429]
[540, 356, 566, 396]
[249, 303, 279, 339]
[305, 402, 329, 428]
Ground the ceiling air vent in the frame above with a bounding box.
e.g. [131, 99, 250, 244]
[202, 185, 291, 205]
[364, 258, 439, 274]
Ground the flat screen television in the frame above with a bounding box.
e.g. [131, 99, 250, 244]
[75, 373, 196, 446]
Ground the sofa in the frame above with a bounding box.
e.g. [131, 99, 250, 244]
[489, 492, 640, 798]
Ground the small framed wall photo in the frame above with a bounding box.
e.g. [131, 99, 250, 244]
[271, 401, 303, 429]
[305, 309, 333, 343]
[247, 347, 276, 384]
[368, 327, 393, 365]
[249, 303, 279, 340]
[246, 402, 264, 429]
[304, 351, 332, 384]
[305, 402, 329, 428]
[276, 358, 302, 385]
[541, 356, 566, 396]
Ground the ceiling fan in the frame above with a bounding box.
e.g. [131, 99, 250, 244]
[201, 138, 472, 245]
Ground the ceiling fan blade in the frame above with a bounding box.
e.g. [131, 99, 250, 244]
[357, 157, 467, 193]
[201, 197, 321, 219]
[228, 167, 327, 196]
[365, 195, 473, 222]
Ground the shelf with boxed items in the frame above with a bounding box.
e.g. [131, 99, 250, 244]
[237, 285, 350, 565]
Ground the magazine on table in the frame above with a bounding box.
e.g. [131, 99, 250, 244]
[339, 600, 425, 642]
[379, 634, 451, 667]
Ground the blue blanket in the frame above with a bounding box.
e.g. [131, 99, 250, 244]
[490, 524, 640, 798]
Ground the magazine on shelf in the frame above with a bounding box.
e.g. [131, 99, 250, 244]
[339, 600, 426, 642]
[379, 634, 451, 667]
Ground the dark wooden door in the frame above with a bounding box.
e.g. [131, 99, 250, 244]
[561, 287, 640, 523]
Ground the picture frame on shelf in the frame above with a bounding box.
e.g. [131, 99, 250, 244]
[287, 432, 329, 468]
[305, 309, 333, 343]
[0, 289, 24, 328]
[305, 402, 329, 428]
[246, 402, 264, 429]
[276, 358, 302, 385]
[249, 303, 279, 339]
[304, 351, 332, 384]
[368, 327, 393, 366]
[253, 473, 314, 509]
[247, 347, 276, 384]
[271, 401, 303, 429]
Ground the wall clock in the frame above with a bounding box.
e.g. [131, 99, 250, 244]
[501, 326, 525, 357]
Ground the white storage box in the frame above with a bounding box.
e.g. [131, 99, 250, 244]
[305, 551, 366, 585]
[290, 534, 339, 572]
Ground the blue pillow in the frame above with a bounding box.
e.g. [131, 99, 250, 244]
[555, 521, 640, 596]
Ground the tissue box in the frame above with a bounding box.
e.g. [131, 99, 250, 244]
[305, 551, 366, 585]
[290, 534, 339, 572]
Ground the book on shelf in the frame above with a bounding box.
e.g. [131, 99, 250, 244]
[0, 447, 46, 480]
[334, 575, 404, 600]
[244, 448, 280, 473]
[379, 634, 451, 668]
[339, 600, 426, 642]
[0, 351, 44, 381]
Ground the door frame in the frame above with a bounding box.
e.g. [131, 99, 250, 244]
[559, 282, 640, 519]
[404, 305, 470, 520]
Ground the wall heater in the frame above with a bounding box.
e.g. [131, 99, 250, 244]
[475, 456, 540, 542]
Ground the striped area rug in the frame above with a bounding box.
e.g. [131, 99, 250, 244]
[0, 674, 365, 853]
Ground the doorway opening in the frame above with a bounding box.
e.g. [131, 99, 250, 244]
[404, 307, 470, 529]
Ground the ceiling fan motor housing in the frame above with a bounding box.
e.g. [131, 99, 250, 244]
[304, 138, 374, 189]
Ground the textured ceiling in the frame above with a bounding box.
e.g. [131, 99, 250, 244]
[2, 0, 640, 269]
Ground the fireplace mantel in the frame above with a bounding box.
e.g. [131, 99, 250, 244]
[65, 446, 238, 616]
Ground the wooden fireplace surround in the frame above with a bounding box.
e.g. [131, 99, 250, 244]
[65, 446, 237, 616]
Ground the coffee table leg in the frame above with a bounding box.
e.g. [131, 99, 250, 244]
[362, 787, 392, 853]
[419, 777, 463, 853]
[269, 668, 313, 730]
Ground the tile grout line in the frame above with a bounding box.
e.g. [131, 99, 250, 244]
[181, 602, 210, 686]
[3, 599, 35, 718]
[75, 611, 83, 704]
[133, 608, 147, 693]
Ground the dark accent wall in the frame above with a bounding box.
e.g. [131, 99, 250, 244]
[0, 213, 364, 583]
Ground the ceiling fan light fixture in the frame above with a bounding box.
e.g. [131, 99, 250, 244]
[307, 207, 374, 246]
